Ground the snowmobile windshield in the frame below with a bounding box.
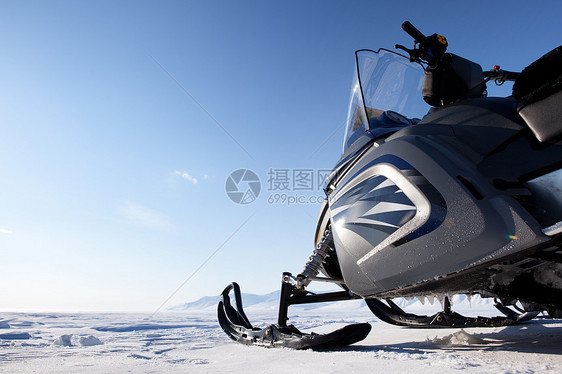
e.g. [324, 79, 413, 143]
[343, 49, 429, 152]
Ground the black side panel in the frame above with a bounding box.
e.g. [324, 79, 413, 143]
[478, 132, 562, 181]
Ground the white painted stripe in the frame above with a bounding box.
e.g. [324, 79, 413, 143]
[361, 201, 416, 216]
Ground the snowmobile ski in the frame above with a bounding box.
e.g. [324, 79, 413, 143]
[217, 283, 371, 349]
[364, 298, 539, 328]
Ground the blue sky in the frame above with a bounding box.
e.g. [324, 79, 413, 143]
[1, 1, 560, 311]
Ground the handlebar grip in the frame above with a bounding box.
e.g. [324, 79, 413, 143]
[401, 21, 430, 47]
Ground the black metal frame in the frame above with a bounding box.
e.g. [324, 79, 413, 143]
[277, 272, 361, 326]
[275, 271, 538, 328]
[218, 270, 542, 350]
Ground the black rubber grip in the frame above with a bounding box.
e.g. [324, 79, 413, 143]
[401, 21, 430, 47]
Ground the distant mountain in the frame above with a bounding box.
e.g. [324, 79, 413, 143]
[167, 290, 280, 312]
[167, 296, 221, 311]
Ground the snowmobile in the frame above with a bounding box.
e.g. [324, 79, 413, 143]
[218, 21, 562, 349]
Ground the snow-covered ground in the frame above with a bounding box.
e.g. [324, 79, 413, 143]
[2, 296, 562, 373]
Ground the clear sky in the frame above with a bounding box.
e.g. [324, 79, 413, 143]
[1, 0, 560, 312]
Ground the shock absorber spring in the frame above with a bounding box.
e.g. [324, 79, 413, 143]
[297, 225, 334, 289]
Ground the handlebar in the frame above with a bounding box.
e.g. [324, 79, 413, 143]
[483, 69, 520, 82]
[397, 21, 448, 65]
[401, 21, 431, 49]
[398, 22, 520, 80]
[396, 21, 521, 105]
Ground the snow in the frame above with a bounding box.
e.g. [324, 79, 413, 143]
[429, 330, 487, 346]
[52, 334, 73, 347]
[78, 335, 103, 347]
[1, 297, 562, 373]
